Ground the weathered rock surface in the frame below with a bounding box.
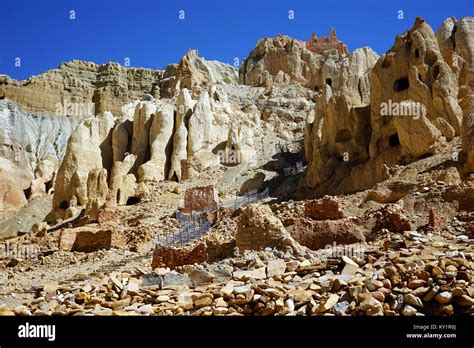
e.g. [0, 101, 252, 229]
[236, 204, 293, 252]
[51, 114, 114, 220]
[304, 18, 467, 194]
[0, 60, 162, 116]
[240, 29, 348, 88]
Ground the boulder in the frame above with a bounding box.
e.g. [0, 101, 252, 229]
[182, 185, 219, 213]
[304, 196, 346, 220]
[59, 226, 126, 252]
[236, 204, 294, 252]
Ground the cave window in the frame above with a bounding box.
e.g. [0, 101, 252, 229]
[126, 197, 141, 206]
[23, 187, 31, 200]
[325, 78, 332, 87]
[59, 200, 69, 210]
[432, 65, 440, 79]
[414, 49, 420, 58]
[389, 133, 401, 147]
[418, 74, 422, 82]
[393, 78, 409, 92]
[45, 180, 53, 193]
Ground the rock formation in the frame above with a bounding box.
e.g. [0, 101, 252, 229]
[0, 60, 162, 117]
[236, 204, 293, 252]
[304, 17, 468, 194]
[168, 89, 194, 181]
[138, 103, 174, 182]
[162, 50, 238, 98]
[239, 29, 348, 89]
[304, 47, 378, 192]
[0, 99, 79, 211]
[51, 113, 114, 220]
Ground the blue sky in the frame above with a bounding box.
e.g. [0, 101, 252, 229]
[1, 0, 472, 80]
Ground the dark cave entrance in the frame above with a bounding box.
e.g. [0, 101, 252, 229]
[126, 197, 141, 206]
[389, 133, 401, 148]
[394, 78, 409, 92]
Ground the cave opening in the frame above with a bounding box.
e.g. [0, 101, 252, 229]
[394, 78, 409, 92]
[23, 187, 32, 200]
[432, 65, 440, 79]
[325, 78, 332, 87]
[126, 197, 141, 206]
[389, 133, 401, 147]
[59, 200, 70, 210]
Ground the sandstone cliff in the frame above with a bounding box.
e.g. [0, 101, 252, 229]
[304, 17, 472, 195]
[0, 60, 163, 117]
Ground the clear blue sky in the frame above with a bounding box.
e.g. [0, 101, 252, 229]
[1, 0, 472, 80]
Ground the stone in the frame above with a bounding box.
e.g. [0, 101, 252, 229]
[266, 259, 287, 278]
[455, 295, 474, 307]
[341, 256, 359, 267]
[187, 92, 221, 163]
[404, 293, 424, 308]
[360, 297, 382, 312]
[0, 308, 15, 316]
[319, 293, 339, 312]
[233, 267, 267, 280]
[303, 196, 347, 220]
[151, 243, 207, 270]
[341, 263, 360, 276]
[285, 298, 295, 312]
[182, 185, 219, 213]
[236, 204, 295, 252]
[214, 297, 228, 308]
[59, 226, 126, 252]
[162, 272, 191, 289]
[194, 295, 213, 309]
[137, 304, 155, 314]
[358, 291, 385, 302]
[407, 279, 426, 289]
[434, 291, 453, 304]
[166, 49, 238, 97]
[401, 305, 417, 316]
[188, 269, 215, 287]
[423, 285, 440, 301]
[108, 154, 139, 206]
